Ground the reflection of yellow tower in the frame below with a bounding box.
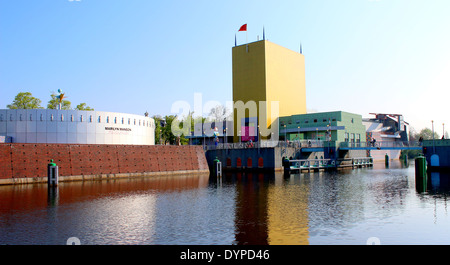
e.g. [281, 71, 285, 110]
[267, 173, 309, 245]
[232, 40, 307, 142]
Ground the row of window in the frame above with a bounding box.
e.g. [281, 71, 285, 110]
[281, 117, 337, 126]
[0, 114, 154, 128]
[344, 133, 361, 142]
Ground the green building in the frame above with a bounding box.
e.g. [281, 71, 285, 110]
[279, 111, 366, 146]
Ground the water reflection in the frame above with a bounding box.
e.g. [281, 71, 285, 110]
[1, 161, 450, 245]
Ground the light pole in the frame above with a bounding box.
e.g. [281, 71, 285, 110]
[432, 120, 435, 153]
[443, 123, 445, 139]
[203, 130, 206, 150]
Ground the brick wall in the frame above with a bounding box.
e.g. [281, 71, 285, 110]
[0, 144, 208, 179]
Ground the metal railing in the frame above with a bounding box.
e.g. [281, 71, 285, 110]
[204, 140, 336, 151]
[288, 159, 336, 169]
[339, 141, 421, 149]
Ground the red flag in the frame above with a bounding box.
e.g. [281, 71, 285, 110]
[238, 24, 247, 32]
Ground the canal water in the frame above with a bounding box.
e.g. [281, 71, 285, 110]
[1, 161, 449, 245]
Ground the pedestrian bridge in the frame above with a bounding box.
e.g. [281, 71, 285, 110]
[204, 140, 422, 152]
[339, 141, 422, 151]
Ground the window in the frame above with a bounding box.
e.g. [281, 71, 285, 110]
[30, 114, 32, 121]
[80, 115, 83, 122]
[128, 118, 131, 125]
[314, 119, 317, 123]
[323, 119, 327, 122]
[19, 114, 22, 121]
[114, 117, 117, 124]
[304, 120, 309, 124]
[122, 117, 124, 124]
[61, 114, 64, 121]
[106, 116, 109, 123]
[40, 114, 43, 121]
[70, 115, 74, 122]
[98, 116, 101, 123]
[50, 114, 54, 121]
[0, 114, 3, 121]
[89, 115, 93, 122]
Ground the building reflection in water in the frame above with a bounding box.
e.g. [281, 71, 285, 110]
[231, 171, 310, 245]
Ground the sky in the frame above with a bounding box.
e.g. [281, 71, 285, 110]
[1, 0, 449, 135]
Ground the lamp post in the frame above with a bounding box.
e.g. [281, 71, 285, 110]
[203, 130, 206, 150]
[443, 123, 445, 139]
[432, 120, 435, 153]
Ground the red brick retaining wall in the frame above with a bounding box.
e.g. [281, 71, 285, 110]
[0, 144, 208, 180]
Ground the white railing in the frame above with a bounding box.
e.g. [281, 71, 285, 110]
[339, 141, 420, 149]
[204, 140, 335, 150]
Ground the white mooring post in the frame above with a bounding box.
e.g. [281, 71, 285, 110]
[216, 161, 222, 177]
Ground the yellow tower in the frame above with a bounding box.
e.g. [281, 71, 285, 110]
[232, 40, 307, 142]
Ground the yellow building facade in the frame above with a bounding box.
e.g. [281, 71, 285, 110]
[232, 40, 307, 142]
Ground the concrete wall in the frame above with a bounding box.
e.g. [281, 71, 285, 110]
[206, 147, 319, 171]
[423, 139, 450, 169]
[0, 144, 208, 183]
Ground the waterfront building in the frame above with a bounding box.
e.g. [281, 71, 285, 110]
[188, 120, 234, 146]
[363, 113, 409, 160]
[0, 109, 155, 145]
[279, 111, 366, 146]
[232, 40, 307, 143]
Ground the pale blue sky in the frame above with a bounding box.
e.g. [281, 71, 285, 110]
[1, 0, 449, 134]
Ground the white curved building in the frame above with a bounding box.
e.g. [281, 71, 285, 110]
[0, 109, 155, 145]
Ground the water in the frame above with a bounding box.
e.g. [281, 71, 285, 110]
[1, 161, 449, 245]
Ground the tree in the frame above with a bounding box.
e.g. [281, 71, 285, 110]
[208, 104, 232, 122]
[48, 93, 71, 110]
[153, 114, 190, 145]
[7, 92, 43, 109]
[417, 128, 440, 140]
[75, 103, 94, 111]
[403, 126, 441, 159]
[152, 115, 164, 144]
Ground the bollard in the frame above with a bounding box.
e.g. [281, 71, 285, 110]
[282, 157, 290, 173]
[385, 153, 389, 167]
[47, 159, 59, 187]
[213, 157, 222, 177]
[415, 156, 427, 193]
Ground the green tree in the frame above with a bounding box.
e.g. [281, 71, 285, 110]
[403, 127, 441, 159]
[153, 115, 164, 144]
[162, 115, 178, 145]
[417, 128, 440, 140]
[7, 92, 43, 109]
[75, 103, 94, 111]
[48, 93, 71, 110]
[152, 114, 191, 145]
